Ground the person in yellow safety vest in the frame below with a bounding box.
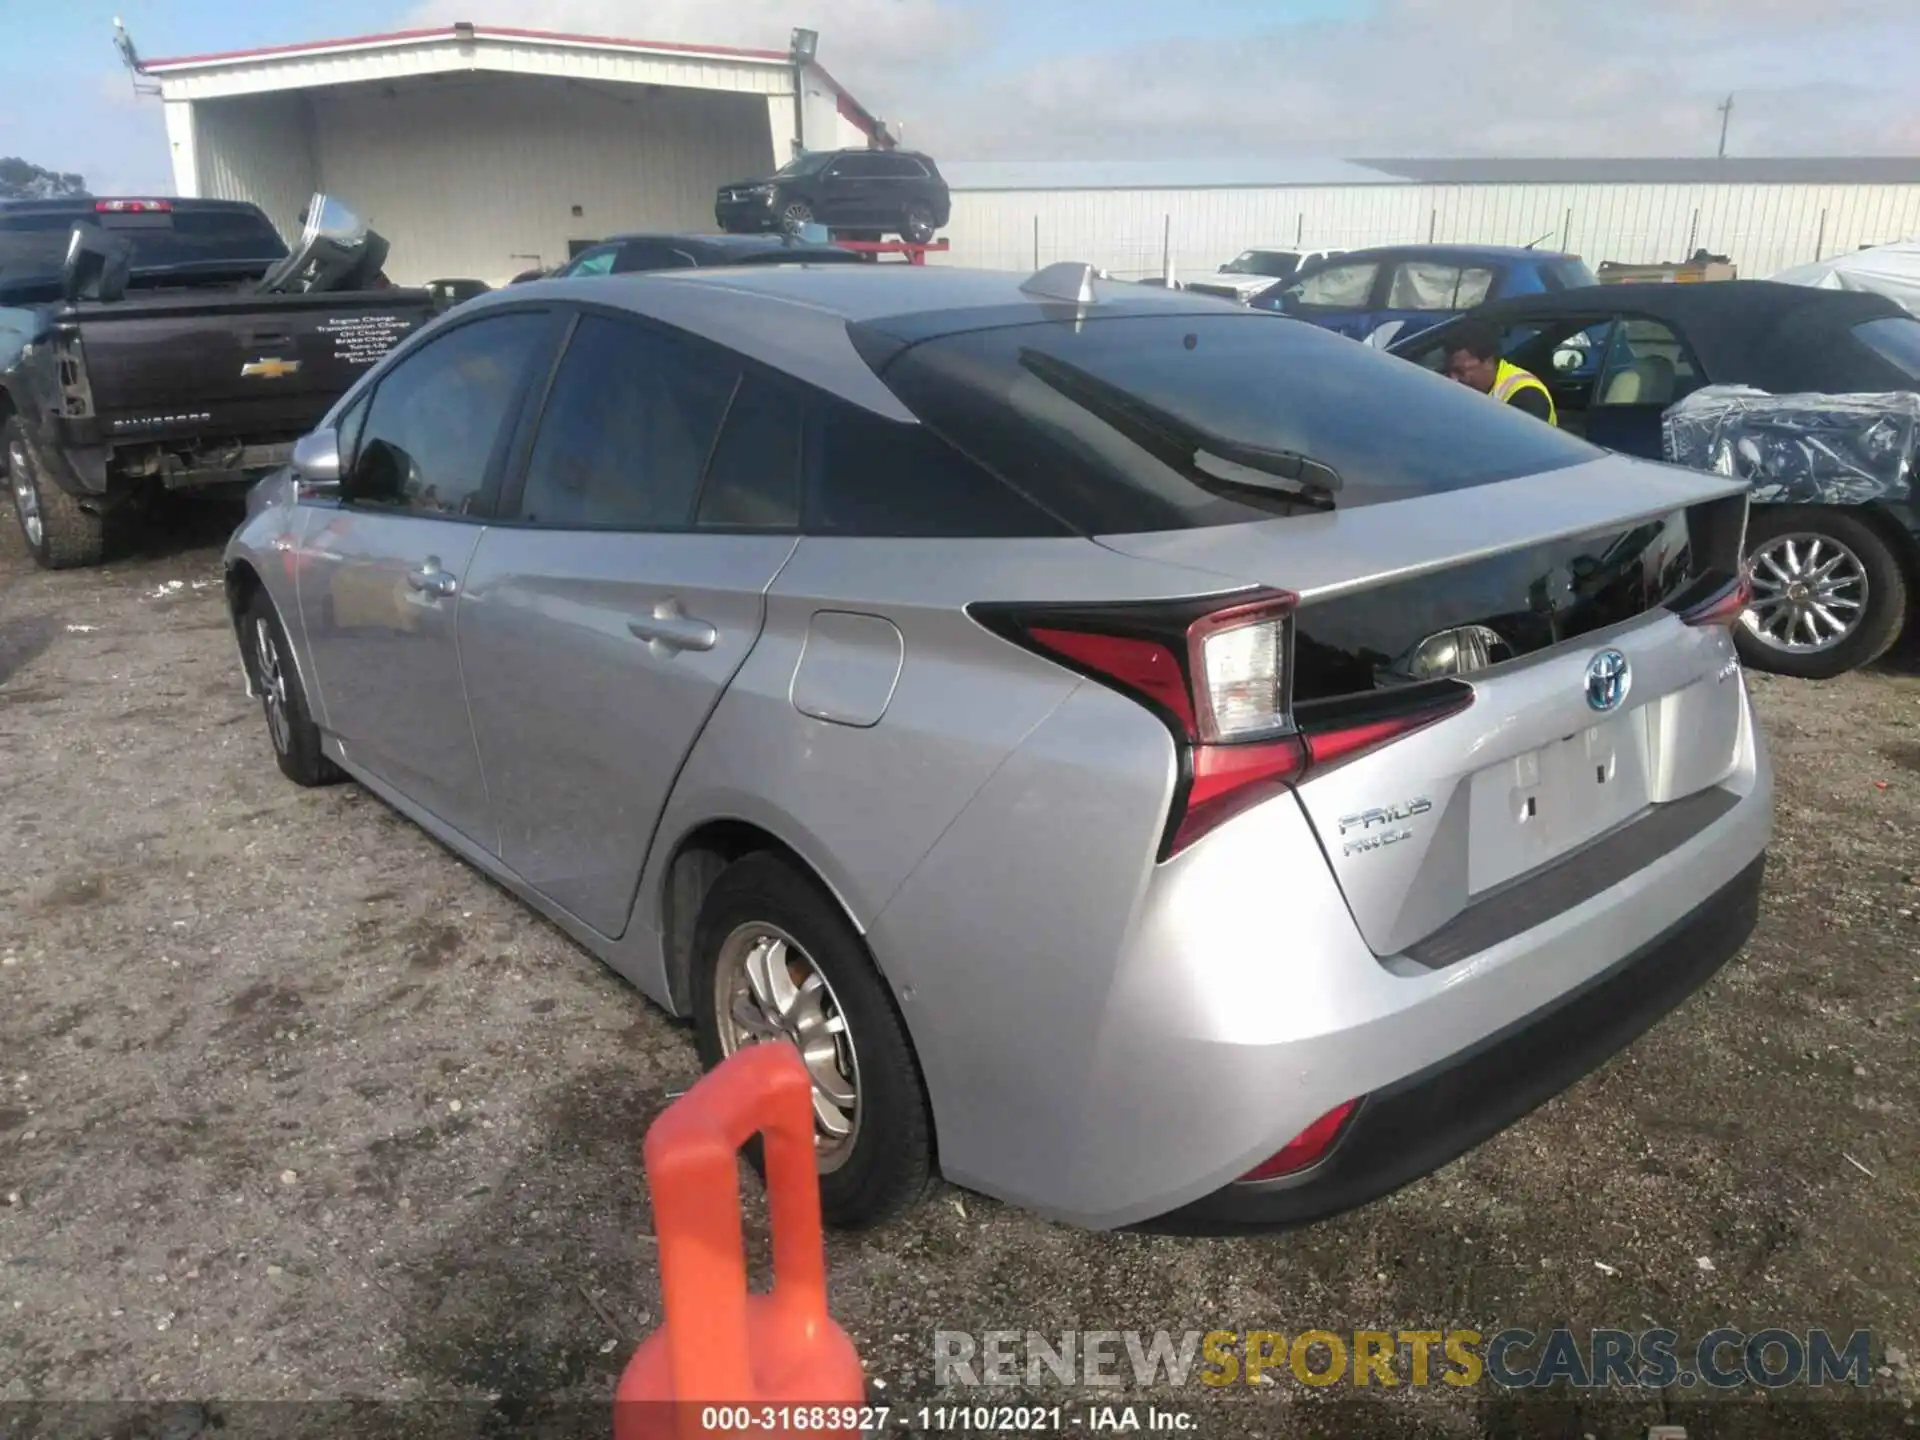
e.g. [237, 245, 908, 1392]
[1443, 323, 1558, 426]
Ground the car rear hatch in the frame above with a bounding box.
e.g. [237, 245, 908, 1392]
[1095, 453, 1753, 957]
[59, 289, 431, 448]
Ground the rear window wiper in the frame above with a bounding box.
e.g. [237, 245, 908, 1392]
[1017, 347, 1342, 511]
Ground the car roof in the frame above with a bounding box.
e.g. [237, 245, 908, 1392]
[598, 232, 847, 255]
[1317, 243, 1576, 266]
[1454, 278, 1904, 324]
[472, 263, 1252, 421]
[1396, 280, 1913, 392]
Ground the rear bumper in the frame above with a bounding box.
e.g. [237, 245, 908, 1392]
[1136, 851, 1765, 1234]
[882, 663, 1771, 1231]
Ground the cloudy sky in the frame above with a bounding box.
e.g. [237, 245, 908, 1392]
[7, 0, 1919, 194]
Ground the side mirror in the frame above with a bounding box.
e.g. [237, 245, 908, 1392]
[61, 223, 134, 304]
[291, 429, 342, 496]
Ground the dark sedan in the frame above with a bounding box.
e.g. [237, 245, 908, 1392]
[1393, 282, 1920, 678]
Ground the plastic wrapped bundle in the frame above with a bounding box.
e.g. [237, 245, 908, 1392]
[1661, 385, 1919, 506]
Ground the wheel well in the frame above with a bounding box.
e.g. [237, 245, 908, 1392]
[225, 561, 264, 669]
[1860, 502, 1920, 583]
[660, 820, 848, 1015]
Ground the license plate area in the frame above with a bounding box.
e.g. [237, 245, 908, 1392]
[1466, 708, 1652, 895]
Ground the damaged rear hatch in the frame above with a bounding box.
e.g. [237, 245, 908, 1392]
[865, 305, 1754, 957]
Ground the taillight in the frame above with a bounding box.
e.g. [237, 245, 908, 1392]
[95, 199, 172, 213]
[1238, 1099, 1358, 1182]
[1680, 568, 1754, 628]
[972, 588, 1473, 858]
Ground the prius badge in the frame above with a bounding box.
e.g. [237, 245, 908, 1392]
[242, 357, 302, 380]
[1585, 648, 1630, 713]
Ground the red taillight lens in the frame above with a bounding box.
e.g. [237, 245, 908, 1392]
[976, 588, 1473, 859]
[1680, 569, 1753, 628]
[1025, 627, 1196, 733]
[1239, 1099, 1358, 1182]
[95, 199, 173, 213]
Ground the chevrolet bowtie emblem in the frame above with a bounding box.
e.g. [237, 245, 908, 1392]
[242, 357, 302, 380]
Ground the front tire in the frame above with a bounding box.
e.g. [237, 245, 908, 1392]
[691, 853, 934, 1228]
[241, 590, 342, 787]
[5, 416, 106, 569]
[778, 200, 815, 237]
[901, 204, 936, 245]
[1736, 506, 1908, 679]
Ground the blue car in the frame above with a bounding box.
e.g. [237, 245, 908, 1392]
[1252, 244, 1598, 343]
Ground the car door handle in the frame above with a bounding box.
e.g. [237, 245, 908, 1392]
[406, 559, 458, 598]
[628, 601, 717, 653]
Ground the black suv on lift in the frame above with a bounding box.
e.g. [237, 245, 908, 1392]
[715, 149, 951, 244]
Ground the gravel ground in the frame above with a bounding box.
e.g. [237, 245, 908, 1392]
[0, 501, 1915, 1440]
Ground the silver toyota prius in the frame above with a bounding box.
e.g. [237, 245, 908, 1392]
[222, 261, 1771, 1233]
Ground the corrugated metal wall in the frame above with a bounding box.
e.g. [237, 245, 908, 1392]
[191, 93, 320, 243]
[943, 182, 1920, 280]
[309, 74, 776, 283]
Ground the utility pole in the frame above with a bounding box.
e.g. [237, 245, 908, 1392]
[1716, 94, 1734, 159]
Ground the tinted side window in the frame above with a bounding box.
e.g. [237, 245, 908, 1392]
[1387, 262, 1495, 311]
[1291, 261, 1380, 308]
[348, 312, 551, 518]
[877, 155, 929, 179]
[806, 402, 1066, 538]
[517, 314, 738, 530]
[1854, 316, 1920, 380]
[830, 154, 884, 179]
[696, 375, 804, 529]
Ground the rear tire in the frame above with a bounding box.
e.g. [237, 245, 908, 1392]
[1735, 506, 1907, 679]
[690, 852, 934, 1228]
[5, 416, 106, 570]
[241, 589, 343, 787]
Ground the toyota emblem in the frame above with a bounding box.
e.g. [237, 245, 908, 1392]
[1584, 649, 1631, 713]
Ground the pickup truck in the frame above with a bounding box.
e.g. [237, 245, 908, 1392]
[1, 193, 437, 568]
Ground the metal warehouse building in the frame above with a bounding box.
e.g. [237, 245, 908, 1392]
[937, 157, 1920, 282]
[142, 25, 890, 286]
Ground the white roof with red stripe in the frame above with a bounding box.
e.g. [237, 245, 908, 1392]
[140, 24, 887, 143]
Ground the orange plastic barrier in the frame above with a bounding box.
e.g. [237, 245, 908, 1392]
[614, 1043, 867, 1440]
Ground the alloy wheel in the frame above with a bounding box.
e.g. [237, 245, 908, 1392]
[712, 921, 861, 1171]
[253, 615, 294, 755]
[1741, 532, 1869, 655]
[8, 439, 43, 551]
[780, 202, 814, 236]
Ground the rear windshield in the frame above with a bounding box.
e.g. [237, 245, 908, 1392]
[873, 312, 1600, 534]
[1854, 315, 1920, 380]
[0, 206, 287, 292]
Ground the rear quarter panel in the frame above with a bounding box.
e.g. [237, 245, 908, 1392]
[626, 534, 1243, 1009]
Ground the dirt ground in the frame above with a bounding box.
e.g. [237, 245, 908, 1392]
[0, 500, 1915, 1440]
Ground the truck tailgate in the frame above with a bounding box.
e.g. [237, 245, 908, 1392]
[64, 290, 431, 445]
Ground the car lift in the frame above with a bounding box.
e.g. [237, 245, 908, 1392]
[830, 239, 951, 265]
